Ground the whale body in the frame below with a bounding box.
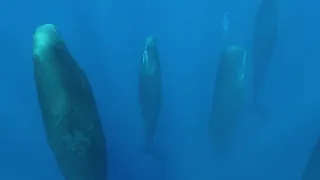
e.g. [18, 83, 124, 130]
[138, 36, 162, 158]
[209, 45, 247, 156]
[33, 24, 107, 180]
[252, 0, 278, 103]
[302, 138, 320, 180]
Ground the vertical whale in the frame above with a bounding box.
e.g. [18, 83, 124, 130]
[33, 24, 107, 180]
[138, 36, 162, 158]
[302, 138, 320, 180]
[209, 45, 247, 156]
[252, 0, 278, 104]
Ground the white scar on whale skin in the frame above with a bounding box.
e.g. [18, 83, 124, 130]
[142, 49, 149, 64]
[142, 36, 153, 65]
[241, 51, 247, 80]
[142, 48, 152, 72]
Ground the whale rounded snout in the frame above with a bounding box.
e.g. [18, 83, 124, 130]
[145, 36, 156, 49]
[33, 24, 63, 60]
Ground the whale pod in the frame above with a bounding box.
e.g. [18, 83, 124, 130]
[33, 24, 107, 180]
[209, 45, 247, 155]
[138, 36, 162, 158]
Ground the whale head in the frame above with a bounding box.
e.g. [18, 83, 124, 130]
[33, 24, 65, 62]
[141, 36, 158, 75]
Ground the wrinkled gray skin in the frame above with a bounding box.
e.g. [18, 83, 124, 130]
[138, 36, 162, 151]
[210, 46, 247, 156]
[302, 138, 320, 180]
[252, 0, 278, 104]
[33, 24, 107, 180]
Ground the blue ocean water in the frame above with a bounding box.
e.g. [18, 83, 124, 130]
[0, 0, 320, 179]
